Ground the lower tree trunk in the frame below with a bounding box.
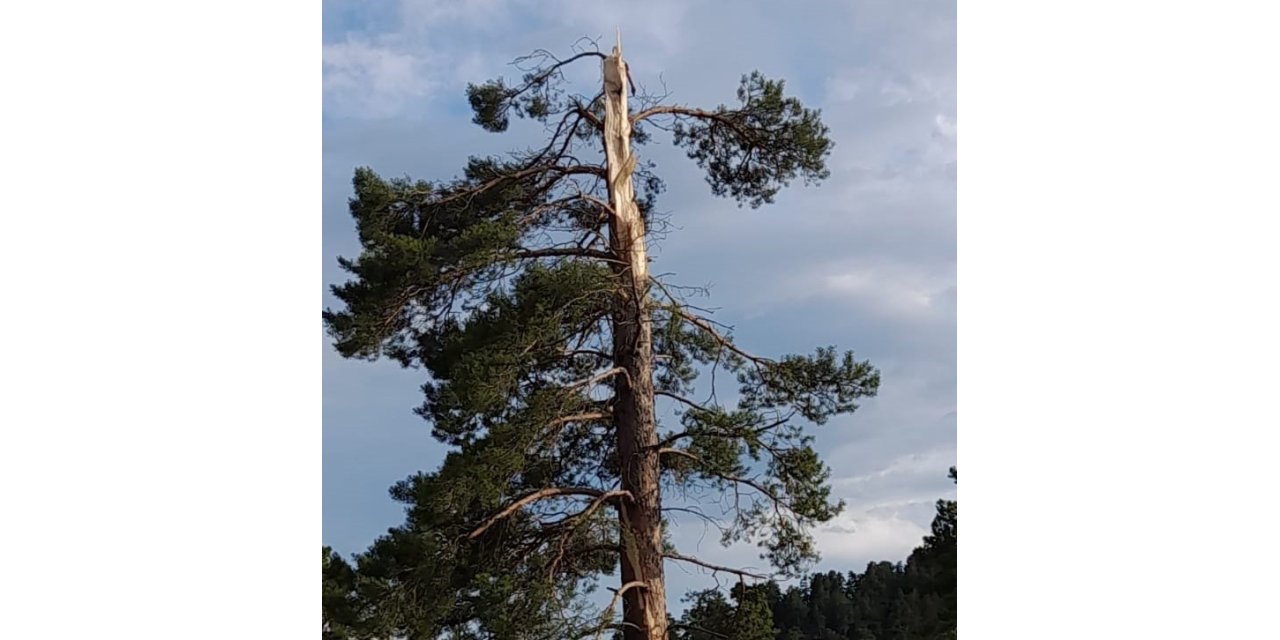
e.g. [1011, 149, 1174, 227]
[612, 307, 667, 640]
[604, 41, 668, 640]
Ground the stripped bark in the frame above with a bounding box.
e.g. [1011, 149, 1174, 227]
[603, 31, 668, 640]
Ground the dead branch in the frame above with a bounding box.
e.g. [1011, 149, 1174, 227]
[539, 488, 632, 530]
[567, 366, 628, 390]
[658, 447, 698, 463]
[670, 623, 728, 639]
[596, 581, 647, 640]
[656, 449, 796, 518]
[468, 487, 628, 539]
[662, 506, 730, 535]
[672, 306, 775, 368]
[553, 411, 611, 425]
[662, 551, 769, 580]
[509, 50, 607, 95]
[655, 390, 718, 414]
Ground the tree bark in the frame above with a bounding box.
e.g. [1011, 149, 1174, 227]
[603, 37, 668, 640]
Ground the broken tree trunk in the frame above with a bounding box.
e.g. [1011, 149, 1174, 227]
[603, 34, 668, 640]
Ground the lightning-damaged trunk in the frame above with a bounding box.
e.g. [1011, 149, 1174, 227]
[603, 46, 668, 640]
[326, 29, 866, 640]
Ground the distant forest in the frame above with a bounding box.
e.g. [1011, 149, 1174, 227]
[675, 468, 956, 640]
[325, 468, 955, 639]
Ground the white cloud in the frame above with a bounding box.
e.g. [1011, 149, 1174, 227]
[934, 113, 957, 141]
[814, 509, 929, 566]
[833, 448, 957, 493]
[545, 0, 695, 59]
[823, 268, 943, 320]
[744, 259, 954, 325]
[813, 448, 956, 567]
[322, 1, 522, 120]
[398, 0, 513, 30]
[323, 38, 429, 118]
[823, 63, 951, 108]
[824, 74, 863, 103]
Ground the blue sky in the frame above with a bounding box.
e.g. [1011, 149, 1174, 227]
[323, 0, 955, 607]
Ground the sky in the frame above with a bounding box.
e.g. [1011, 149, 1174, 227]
[323, 0, 956, 609]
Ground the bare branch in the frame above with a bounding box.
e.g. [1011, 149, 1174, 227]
[649, 276, 774, 370]
[564, 349, 612, 361]
[509, 50, 607, 94]
[649, 277, 719, 316]
[570, 186, 615, 218]
[655, 390, 717, 414]
[575, 102, 603, 129]
[663, 506, 729, 535]
[662, 551, 769, 580]
[671, 306, 775, 368]
[567, 366, 628, 390]
[468, 487, 627, 539]
[542, 488, 632, 530]
[658, 447, 698, 463]
[670, 623, 728, 639]
[548, 411, 610, 426]
[596, 581, 647, 640]
[657, 449, 796, 518]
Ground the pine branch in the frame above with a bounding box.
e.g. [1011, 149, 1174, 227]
[513, 247, 618, 262]
[630, 105, 756, 144]
[424, 163, 606, 211]
[653, 413, 794, 450]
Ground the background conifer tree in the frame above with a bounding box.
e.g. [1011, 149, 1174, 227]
[673, 468, 958, 640]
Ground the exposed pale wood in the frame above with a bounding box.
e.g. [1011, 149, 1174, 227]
[602, 29, 669, 640]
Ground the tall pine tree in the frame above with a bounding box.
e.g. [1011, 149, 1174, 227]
[324, 36, 880, 640]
